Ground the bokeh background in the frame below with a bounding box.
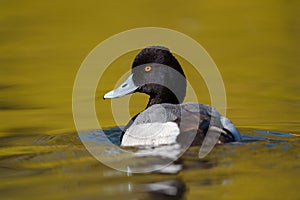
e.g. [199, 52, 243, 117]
[1, 1, 299, 199]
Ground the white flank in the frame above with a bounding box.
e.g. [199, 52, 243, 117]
[121, 122, 180, 146]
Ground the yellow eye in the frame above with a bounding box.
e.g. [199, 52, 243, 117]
[145, 66, 152, 72]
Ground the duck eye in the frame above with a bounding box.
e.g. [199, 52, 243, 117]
[144, 66, 152, 72]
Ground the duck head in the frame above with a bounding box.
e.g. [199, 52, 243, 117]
[104, 46, 187, 108]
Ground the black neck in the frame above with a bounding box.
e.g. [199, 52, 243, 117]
[146, 93, 181, 108]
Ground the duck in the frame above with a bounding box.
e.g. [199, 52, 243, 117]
[104, 46, 241, 147]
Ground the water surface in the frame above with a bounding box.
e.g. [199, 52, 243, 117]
[0, 0, 299, 199]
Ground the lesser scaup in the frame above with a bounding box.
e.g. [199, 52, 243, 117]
[104, 46, 241, 146]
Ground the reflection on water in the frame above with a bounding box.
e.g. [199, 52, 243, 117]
[1, 0, 300, 199]
[0, 128, 299, 199]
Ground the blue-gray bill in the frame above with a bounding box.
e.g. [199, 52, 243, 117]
[103, 74, 138, 99]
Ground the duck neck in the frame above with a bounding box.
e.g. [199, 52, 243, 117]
[146, 93, 181, 108]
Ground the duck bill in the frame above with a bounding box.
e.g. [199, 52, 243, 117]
[103, 74, 138, 99]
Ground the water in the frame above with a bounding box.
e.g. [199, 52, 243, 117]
[1, 0, 300, 199]
[1, 129, 299, 199]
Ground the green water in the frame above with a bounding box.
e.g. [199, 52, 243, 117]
[1, 1, 300, 199]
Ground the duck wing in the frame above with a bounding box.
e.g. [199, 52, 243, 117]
[121, 102, 240, 147]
